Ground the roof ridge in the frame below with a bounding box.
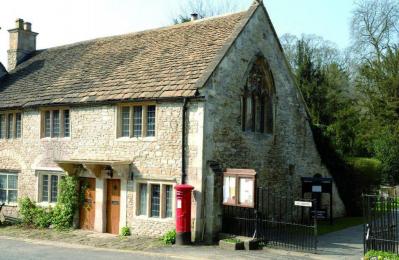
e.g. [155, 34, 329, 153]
[36, 10, 248, 53]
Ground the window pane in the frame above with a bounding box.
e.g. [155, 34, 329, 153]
[121, 107, 130, 137]
[165, 185, 173, 218]
[15, 113, 21, 138]
[8, 190, 17, 203]
[223, 176, 236, 204]
[0, 175, 6, 189]
[63, 110, 70, 137]
[0, 190, 6, 203]
[50, 175, 58, 203]
[139, 184, 147, 215]
[146, 106, 156, 137]
[0, 114, 5, 139]
[52, 110, 60, 137]
[245, 96, 252, 131]
[7, 113, 13, 139]
[42, 175, 49, 202]
[44, 111, 51, 137]
[8, 174, 17, 190]
[150, 184, 160, 217]
[239, 178, 254, 206]
[265, 96, 273, 133]
[133, 106, 142, 137]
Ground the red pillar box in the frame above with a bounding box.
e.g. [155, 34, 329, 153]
[174, 184, 194, 245]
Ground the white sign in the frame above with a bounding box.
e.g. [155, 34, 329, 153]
[177, 199, 182, 209]
[294, 201, 312, 207]
[312, 185, 322, 192]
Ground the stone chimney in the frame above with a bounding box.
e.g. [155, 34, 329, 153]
[191, 13, 199, 21]
[7, 18, 38, 71]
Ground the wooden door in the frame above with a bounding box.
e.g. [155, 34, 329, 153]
[79, 178, 96, 230]
[106, 179, 120, 234]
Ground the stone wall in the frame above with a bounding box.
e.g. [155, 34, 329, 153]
[200, 5, 345, 240]
[0, 101, 204, 237]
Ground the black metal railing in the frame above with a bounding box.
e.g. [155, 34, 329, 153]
[222, 187, 317, 252]
[363, 194, 399, 254]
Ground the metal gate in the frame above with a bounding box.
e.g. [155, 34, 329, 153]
[222, 187, 317, 252]
[363, 194, 399, 254]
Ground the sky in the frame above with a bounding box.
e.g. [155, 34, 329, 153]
[0, 0, 355, 67]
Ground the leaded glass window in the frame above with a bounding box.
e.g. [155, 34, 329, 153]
[146, 106, 156, 137]
[133, 106, 142, 137]
[0, 173, 18, 204]
[121, 107, 130, 137]
[150, 184, 160, 218]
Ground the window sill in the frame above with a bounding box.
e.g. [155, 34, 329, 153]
[1, 203, 18, 207]
[0, 138, 22, 142]
[116, 136, 156, 142]
[134, 215, 174, 221]
[37, 202, 57, 207]
[40, 137, 71, 141]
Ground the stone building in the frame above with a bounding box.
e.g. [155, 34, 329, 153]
[0, 1, 344, 241]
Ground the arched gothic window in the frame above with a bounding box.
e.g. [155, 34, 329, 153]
[241, 58, 275, 134]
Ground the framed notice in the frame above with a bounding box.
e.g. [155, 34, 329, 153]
[223, 169, 256, 208]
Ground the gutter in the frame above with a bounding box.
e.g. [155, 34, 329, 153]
[181, 97, 189, 184]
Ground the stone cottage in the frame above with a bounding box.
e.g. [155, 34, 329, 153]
[0, 1, 344, 241]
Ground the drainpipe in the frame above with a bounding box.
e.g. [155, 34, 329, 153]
[181, 98, 189, 184]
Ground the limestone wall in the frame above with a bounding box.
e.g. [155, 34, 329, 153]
[200, 5, 345, 239]
[0, 101, 204, 237]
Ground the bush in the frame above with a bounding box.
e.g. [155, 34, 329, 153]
[365, 250, 399, 260]
[120, 227, 131, 237]
[18, 176, 82, 230]
[33, 207, 53, 228]
[19, 197, 37, 226]
[162, 229, 176, 245]
[18, 197, 53, 228]
[52, 176, 80, 230]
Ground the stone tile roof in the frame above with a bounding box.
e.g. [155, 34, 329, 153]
[0, 10, 252, 109]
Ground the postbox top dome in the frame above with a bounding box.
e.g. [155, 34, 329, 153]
[174, 184, 194, 191]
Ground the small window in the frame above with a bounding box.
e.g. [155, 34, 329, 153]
[0, 114, 5, 139]
[63, 110, 70, 137]
[0, 172, 18, 204]
[15, 113, 22, 138]
[223, 169, 256, 208]
[44, 111, 51, 138]
[133, 106, 142, 137]
[165, 185, 173, 218]
[138, 183, 147, 215]
[150, 184, 160, 218]
[118, 104, 156, 138]
[39, 172, 63, 203]
[121, 107, 130, 137]
[146, 106, 156, 137]
[7, 114, 13, 139]
[42, 109, 70, 138]
[52, 110, 60, 137]
[137, 182, 174, 218]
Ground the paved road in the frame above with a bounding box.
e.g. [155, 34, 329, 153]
[0, 225, 364, 260]
[0, 236, 307, 260]
[317, 225, 363, 260]
[0, 237, 170, 260]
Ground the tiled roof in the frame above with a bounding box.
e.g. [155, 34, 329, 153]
[0, 9, 254, 109]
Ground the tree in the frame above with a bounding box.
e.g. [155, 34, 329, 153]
[350, 0, 399, 62]
[172, 0, 248, 24]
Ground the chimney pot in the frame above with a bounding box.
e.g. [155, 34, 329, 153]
[191, 13, 198, 21]
[15, 18, 24, 30]
[23, 22, 31, 31]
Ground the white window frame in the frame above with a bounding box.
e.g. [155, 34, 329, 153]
[0, 171, 18, 205]
[117, 103, 157, 139]
[37, 171, 65, 205]
[136, 181, 174, 219]
[40, 108, 71, 139]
